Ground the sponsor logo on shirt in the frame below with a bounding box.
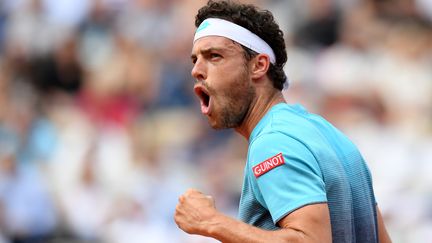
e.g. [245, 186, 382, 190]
[253, 153, 285, 178]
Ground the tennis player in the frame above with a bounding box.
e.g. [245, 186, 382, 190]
[174, 1, 392, 242]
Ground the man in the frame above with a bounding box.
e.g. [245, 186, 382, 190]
[174, 1, 392, 242]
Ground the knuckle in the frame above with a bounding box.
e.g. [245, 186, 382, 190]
[186, 188, 196, 194]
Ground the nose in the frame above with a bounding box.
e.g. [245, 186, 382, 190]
[191, 58, 206, 82]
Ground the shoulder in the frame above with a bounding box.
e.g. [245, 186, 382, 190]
[253, 104, 318, 140]
[247, 104, 335, 171]
[247, 131, 320, 174]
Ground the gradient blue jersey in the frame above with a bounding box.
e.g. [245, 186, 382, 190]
[238, 103, 378, 243]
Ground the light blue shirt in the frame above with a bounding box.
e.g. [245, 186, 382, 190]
[239, 103, 378, 243]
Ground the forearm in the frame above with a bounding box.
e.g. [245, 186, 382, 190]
[377, 207, 392, 243]
[175, 189, 331, 242]
[207, 213, 308, 243]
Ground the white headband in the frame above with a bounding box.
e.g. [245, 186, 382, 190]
[193, 18, 276, 64]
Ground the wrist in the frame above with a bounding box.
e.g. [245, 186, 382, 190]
[204, 211, 226, 238]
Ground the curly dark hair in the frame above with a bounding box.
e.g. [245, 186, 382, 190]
[195, 0, 287, 90]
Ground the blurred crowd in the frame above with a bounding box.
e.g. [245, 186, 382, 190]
[0, 0, 431, 242]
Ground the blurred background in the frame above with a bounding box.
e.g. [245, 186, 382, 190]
[0, 0, 431, 242]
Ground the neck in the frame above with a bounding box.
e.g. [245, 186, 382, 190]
[235, 89, 285, 140]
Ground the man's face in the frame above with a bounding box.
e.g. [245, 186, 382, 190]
[191, 36, 256, 129]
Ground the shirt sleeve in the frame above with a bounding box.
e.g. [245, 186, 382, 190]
[248, 131, 328, 225]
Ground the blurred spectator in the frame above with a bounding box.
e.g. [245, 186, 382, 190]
[78, 0, 115, 71]
[0, 152, 57, 243]
[294, 0, 341, 49]
[29, 35, 83, 95]
[60, 148, 110, 241]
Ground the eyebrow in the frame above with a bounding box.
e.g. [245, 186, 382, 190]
[190, 47, 224, 60]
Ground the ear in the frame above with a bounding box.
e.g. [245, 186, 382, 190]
[250, 54, 271, 81]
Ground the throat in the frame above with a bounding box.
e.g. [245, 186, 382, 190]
[235, 92, 285, 140]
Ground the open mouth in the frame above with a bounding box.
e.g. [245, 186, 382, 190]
[194, 86, 211, 115]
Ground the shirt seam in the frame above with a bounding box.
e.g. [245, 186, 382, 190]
[272, 195, 328, 224]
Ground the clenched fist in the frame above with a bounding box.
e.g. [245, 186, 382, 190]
[174, 189, 219, 236]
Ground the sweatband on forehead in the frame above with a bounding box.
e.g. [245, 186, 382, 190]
[193, 18, 276, 64]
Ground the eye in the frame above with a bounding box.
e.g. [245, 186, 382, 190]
[191, 56, 197, 64]
[210, 53, 222, 60]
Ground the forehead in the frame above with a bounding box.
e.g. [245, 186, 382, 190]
[192, 36, 242, 54]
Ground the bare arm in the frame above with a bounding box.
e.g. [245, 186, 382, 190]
[377, 206, 392, 243]
[174, 189, 332, 243]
